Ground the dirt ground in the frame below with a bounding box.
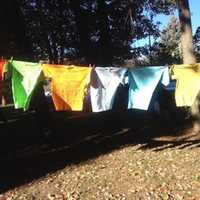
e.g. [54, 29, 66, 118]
[1, 110, 200, 200]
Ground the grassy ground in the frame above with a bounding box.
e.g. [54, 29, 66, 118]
[0, 108, 200, 199]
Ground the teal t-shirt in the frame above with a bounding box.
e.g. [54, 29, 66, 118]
[128, 66, 169, 110]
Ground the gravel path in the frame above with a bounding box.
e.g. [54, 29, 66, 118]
[1, 122, 200, 200]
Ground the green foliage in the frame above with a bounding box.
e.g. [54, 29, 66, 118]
[20, 0, 176, 65]
[1, 0, 176, 65]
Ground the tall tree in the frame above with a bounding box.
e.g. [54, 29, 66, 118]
[150, 16, 181, 65]
[193, 26, 200, 61]
[176, 0, 200, 132]
[177, 0, 196, 64]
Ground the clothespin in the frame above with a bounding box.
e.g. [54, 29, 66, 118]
[168, 65, 175, 79]
[89, 64, 95, 68]
[10, 56, 13, 63]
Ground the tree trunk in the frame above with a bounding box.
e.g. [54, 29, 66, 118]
[97, 0, 112, 65]
[70, 0, 91, 64]
[177, 0, 200, 132]
[177, 0, 196, 64]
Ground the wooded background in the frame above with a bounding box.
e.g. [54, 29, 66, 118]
[0, 0, 199, 66]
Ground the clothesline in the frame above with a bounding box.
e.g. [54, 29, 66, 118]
[1, 59, 200, 112]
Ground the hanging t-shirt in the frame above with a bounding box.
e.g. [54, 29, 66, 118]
[171, 64, 200, 107]
[0, 60, 6, 81]
[90, 67, 127, 112]
[128, 66, 169, 110]
[0, 60, 6, 91]
[42, 64, 91, 111]
[8, 60, 43, 110]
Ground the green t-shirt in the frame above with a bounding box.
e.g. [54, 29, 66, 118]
[8, 60, 43, 110]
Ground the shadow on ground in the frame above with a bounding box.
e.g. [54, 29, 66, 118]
[0, 106, 197, 193]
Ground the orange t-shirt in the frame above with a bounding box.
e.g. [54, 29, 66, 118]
[0, 60, 6, 82]
[42, 64, 91, 111]
[0, 60, 6, 94]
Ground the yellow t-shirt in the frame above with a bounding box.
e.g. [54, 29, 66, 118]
[42, 64, 91, 111]
[171, 64, 200, 107]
